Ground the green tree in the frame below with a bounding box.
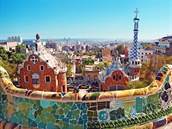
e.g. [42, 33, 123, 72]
[83, 57, 94, 65]
[0, 57, 17, 81]
[161, 55, 172, 65]
[93, 61, 110, 71]
[0, 46, 27, 81]
[142, 44, 154, 49]
[93, 63, 104, 71]
[140, 62, 156, 84]
[11, 53, 27, 66]
[0, 46, 8, 60]
[77, 64, 85, 74]
[66, 63, 73, 77]
[126, 81, 148, 89]
[74, 52, 83, 56]
[15, 44, 26, 53]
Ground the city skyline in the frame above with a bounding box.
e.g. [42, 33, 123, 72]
[0, 0, 172, 40]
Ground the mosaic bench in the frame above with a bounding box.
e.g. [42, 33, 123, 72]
[0, 65, 172, 129]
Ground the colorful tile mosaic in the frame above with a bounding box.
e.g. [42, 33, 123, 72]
[0, 65, 172, 129]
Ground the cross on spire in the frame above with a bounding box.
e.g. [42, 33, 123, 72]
[30, 56, 38, 64]
[134, 8, 139, 18]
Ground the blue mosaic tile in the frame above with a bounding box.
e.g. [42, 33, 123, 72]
[70, 120, 77, 125]
[38, 122, 46, 128]
[78, 117, 83, 124]
[71, 104, 77, 110]
[63, 117, 69, 123]
[46, 112, 50, 117]
[25, 98, 30, 103]
[40, 100, 50, 108]
[31, 120, 37, 127]
[63, 122, 70, 129]
[28, 109, 36, 120]
[35, 116, 41, 123]
[18, 97, 23, 102]
[60, 114, 65, 119]
[66, 111, 72, 119]
[54, 114, 59, 119]
[47, 122, 57, 129]
[50, 101, 56, 106]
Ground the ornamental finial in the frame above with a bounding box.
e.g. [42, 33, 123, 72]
[134, 8, 139, 18]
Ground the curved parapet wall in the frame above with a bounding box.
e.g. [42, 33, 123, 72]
[0, 65, 172, 129]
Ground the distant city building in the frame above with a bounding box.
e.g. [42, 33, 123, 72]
[84, 65, 99, 82]
[147, 54, 164, 72]
[139, 49, 154, 62]
[54, 52, 67, 63]
[75, 57, 82, 73]
[70, 41, 86, 52]
[165, 40, 172, 56]
[102, 56, 112, 62]
[159, 36, 172, 48]
[0, 42, 18, 51]
[101, 46, 112, 62]
[7, 36, 22, 44]
[18, 34, 67, 92]
[124, 47, 129, 58]
[85, 45, 91, 52]
[154, 36, 172, 55]
[102, 48, 111, 57]
[46, 42, 62, 51]
[20, 47, 29, 54]
[154, 45, 167, 54]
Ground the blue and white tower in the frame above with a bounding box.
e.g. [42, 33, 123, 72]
[129, 8, 141, 68]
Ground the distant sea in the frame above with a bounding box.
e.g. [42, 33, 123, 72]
[0, 38, 156, 46]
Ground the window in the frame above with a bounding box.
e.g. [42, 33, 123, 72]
[117, 86, 124, 90]
[27, 65, 31, 71]
[30, 56, 38, 64]
[40, 65, 44, 71]
[45, 76, 51, 83]
[25, 76, 29, 82]
[116, 74, 119, 81]
[62, 85, 65, 92]
[32, 73, 40, 84]
[119, 75, 121, 80]
[113, 75, 116, 80]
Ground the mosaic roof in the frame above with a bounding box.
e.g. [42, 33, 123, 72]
[33, 41, 67, 74]
[98, 57, 127, 82]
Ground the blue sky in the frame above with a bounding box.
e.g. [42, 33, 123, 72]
[0, 0, 172, 40]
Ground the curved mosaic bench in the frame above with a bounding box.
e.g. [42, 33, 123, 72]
[0, 65, 172, 129]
